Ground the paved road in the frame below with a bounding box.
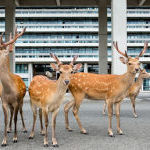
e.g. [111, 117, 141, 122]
[0, 94, 150, 150]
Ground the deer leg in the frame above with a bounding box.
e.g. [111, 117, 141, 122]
[51, 108, 59, 147]
[7, 105, 14, 133]
[115, 102, 123, 135]
[43, 109, 49, 147]
[107, 101, 114, 137]
[102, 101, 107, 115]
[130, 96, 137, 118]
[1, 103, 9, 146]
[72, 102, 87, 134]
[64, 100, 75, 131]
[19, 102, 27, 133]
[13, 104, 19, 143]
[29, 104, 37, 139]
[39, 108, 45, 135]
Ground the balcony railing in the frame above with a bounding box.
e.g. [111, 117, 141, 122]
[0, 8, 150, 17]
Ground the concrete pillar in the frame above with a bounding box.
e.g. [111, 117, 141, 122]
[98, 0, 108, 74]
[111, 0, 127, 74]
[5, 0, 16, 73]
[28, 63, 33, 85]
[84, 63, 88, 73]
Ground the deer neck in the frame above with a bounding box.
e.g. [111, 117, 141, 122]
[55, 77, 68, 96]
[135, 75, 143, 87]
[122, 71, 136, 87]
[0, 56, 15, 94]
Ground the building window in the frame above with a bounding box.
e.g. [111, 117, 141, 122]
[15, 64, 28, 73]
[143, 79, 150, 91]
[22, 78, 28, 89]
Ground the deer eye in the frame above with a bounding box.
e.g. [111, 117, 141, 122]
[128, 63, 132, 65]
[59, 71, 62, 74]
[71, 71, 73, 74]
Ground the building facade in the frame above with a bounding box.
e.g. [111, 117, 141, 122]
[0, 7, 150, 90]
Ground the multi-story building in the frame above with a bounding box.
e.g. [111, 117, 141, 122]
[0, 7, 150, 91]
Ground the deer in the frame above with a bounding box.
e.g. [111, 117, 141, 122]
[28, 54, 82, 147]
[0, 27, 27, 146]
[102, 69, 150, 118]
[64, 42, 148, 137]
[0, 74, 27, 134]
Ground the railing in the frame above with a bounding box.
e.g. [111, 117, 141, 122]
[0, 24, 150, 32]
[0, 8, 150, 16]
[14, 38, 150, 44]
[127, 9, 150, 15]
[15, 53, 99, 58]
[16, 39, 99, 43]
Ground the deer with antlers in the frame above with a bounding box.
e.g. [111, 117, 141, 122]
[64, 42, 148, 137]
[28, 54, 82, 147]
[0, 27, 27, 146]
[102, 69, 150, 118]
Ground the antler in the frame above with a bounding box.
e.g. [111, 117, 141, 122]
[0, 27, 26, 48]
[50, 53, 62, 66]
[8, 32, 14, 52]
[70, 55, 78, 66]
[113, 41, 128, 58]
[138, 42, 148, 57]
[0, 32, 4, 45]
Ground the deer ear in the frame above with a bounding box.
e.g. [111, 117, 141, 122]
[50, 63, 59, 71]
[119, 57, 127, 64]
[73, 63, 82, 71]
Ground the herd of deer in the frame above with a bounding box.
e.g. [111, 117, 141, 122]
[0, 27, 149, 147]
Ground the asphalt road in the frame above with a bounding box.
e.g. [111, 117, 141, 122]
[0, 93, 150, 150]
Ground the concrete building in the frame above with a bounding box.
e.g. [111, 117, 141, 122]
[0, 0, 150, 91]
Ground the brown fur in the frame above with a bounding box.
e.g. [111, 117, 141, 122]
[0, 81, 2, 97]
[0, 27, 26, 146]
[102, 69, 150, 118]
[64, 43, 147, 137]
[29, 55, 82, 147]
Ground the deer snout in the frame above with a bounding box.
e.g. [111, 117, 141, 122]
[64, 80, 70, 85]
[135, 68, 139, 72]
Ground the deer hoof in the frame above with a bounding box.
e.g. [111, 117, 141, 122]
[66, 127, 73, 132]
[80, 128, 88, 134]
[29, 136, 34, 140]
[40, 130, 45, 136]
[1, 143, 7, 147]
[80, 131, 88, 135]
[68, 129, 73, 132]
[13, 138, 18, 143]
[7, 128, 12, 133]
[53, 144, 59, 147]
[44, 144, 49, 147]
[108, 131, 114, 137]
[134, 114, 138, 118]
[23, 130, 28, 133]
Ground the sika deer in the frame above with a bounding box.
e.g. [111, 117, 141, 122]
[28, 54, 82, 147]
[102, 69, 150, 118]
[0, 72, 27, 133]
[0, 27, 26, 146]
[64, 42, 148, 137]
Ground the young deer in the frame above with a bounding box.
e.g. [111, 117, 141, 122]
[0, 27, 26, 146]
[64, 42, 148, 137]
[28, 54, 82, 147]
[102, 69, 150, 118]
